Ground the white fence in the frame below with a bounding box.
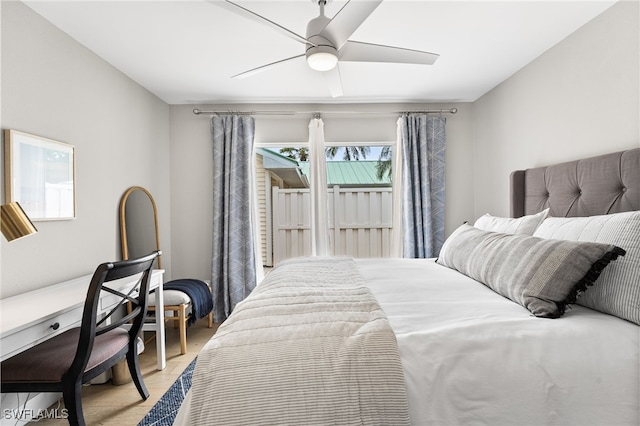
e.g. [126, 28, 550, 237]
[272, 185, 393, 264]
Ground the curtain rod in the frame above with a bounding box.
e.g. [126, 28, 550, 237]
[192, 108, 457, 116]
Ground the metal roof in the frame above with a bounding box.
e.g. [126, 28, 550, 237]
[258, 148, 391, 187]
[298, 161, 391, 187]
[256, 148, 299, 168]
[257, 148, 309, 187]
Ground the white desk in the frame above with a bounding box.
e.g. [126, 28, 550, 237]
[0, 269, 166, 370]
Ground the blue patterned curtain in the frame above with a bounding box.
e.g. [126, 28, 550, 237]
[400, 114, 447, 258]
[211, 115, 257, 322]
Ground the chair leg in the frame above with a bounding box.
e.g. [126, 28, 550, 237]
[208, 311, 213, 328]
[126, 346, 150, 400]
[62, 379, 85, 426]
[173, 309, 179, 329]
[179, 304, 188, 355]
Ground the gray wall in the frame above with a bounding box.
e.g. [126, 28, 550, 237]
[0, 1, 172, 298]
[2, 0, 638, 298]
[169, 103, 474, 280]
[472, 0, 640, 218]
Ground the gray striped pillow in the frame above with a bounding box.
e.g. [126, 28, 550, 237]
[437, 224, 626, 318]
[533, 211, 640, 324]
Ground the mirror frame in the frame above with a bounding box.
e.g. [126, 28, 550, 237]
[119, 186, 162, 268]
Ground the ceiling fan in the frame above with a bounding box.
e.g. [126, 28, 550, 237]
[212, 0, 439, 97]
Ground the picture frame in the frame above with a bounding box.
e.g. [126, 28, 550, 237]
[4, 129, 76, 220]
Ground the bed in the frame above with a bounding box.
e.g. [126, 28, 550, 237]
[175, 148, 640, 425]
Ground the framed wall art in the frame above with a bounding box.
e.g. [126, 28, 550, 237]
[4, 129, 76, 220]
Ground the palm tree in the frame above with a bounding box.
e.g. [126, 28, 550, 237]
[325, 146, 370, 161]
[280, 146, 371, 162]
[376, 146, 392, 181]
[279, 147, 309, 161]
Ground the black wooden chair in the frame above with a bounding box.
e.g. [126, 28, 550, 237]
[0, 250, 160, 426]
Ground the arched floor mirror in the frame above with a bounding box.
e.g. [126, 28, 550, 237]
[119, 186, 213, 355]
[119, 186, 162, 268]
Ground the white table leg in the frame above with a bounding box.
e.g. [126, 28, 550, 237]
[154, 283, 166, 370]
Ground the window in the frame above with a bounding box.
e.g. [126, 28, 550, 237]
[256, 142, 394, 266]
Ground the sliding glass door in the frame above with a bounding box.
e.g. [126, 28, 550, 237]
[255, 142, 394, 266]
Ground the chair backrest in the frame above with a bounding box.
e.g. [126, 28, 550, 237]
[67, 251, 161, 379]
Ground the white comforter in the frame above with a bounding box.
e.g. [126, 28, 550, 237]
[176, 257, 640, 426]
[358, 258, 640, 426]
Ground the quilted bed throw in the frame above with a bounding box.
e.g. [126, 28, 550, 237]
[188, 257, 410, 425]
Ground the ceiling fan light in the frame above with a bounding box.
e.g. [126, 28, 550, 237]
[306, 51, 338, 71]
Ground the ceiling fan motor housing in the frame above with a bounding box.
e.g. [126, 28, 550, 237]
[305, 13, 338, 71]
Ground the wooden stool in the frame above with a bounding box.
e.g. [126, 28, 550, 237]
[148, 290, 213, 354]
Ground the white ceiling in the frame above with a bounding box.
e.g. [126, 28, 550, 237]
[23, 0, 617, 105]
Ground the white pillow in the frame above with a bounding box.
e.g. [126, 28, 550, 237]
[474, 208, 549, 235]
[533, 211, 640, 325]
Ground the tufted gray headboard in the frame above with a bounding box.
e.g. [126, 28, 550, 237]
[510, 148, 640, 218]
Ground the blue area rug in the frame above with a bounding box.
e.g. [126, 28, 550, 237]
[138, 357, 197, 426]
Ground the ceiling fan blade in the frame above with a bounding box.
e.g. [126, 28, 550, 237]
[232, 54, 306, 79]
[321, 66, 344, 98]
[210, 0, 314, 46]
[320, 0, 382, 50]
[339, 41, 439, 65]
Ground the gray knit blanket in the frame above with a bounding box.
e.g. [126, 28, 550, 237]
[188, 257, 410, 425]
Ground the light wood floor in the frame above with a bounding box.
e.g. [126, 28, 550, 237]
[35, 318, 219, 425]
